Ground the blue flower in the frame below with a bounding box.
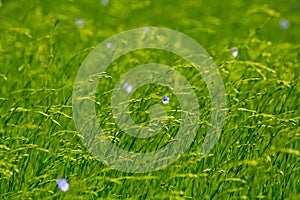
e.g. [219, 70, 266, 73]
[56, 178, 69, 192]
[123, 82, 133, 93]
[280, 19, 289, 29]
[162, 95, 169, 104]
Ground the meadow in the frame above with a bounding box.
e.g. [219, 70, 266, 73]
[0, 0, 299, 199]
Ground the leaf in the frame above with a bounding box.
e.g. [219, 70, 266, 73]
[224, 178, 247, 184]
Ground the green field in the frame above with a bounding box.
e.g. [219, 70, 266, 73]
[0, 0, 299, 199]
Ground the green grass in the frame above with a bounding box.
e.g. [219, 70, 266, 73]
[0, 0, 299, 199]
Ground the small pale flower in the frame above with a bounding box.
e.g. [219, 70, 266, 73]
[123, 82, 129, 88]
[143, 27, 150, 33]
[126, 85, 133, 93]
[56, 178, 69, 192]
[106, 42, 115, 49]
[123, 82, 133, 93]
[101, 0, 109, 5]
[75, 18, 84, 27]
[162, 95, 169, 104]
[231, 47, 238, 58]
[280, 19, 289, 29]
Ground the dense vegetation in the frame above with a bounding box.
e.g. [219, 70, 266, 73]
[0, 0, 299, 199]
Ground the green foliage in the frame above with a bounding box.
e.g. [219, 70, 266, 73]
[0, 0, 299, 199]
